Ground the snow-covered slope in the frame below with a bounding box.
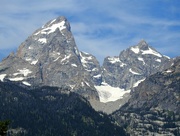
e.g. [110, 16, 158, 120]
[95, 82, 130, 103]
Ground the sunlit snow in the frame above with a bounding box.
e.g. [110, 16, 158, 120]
[131, 46, 140, 54]
[108, 57, 120, 64]
[141, 47, 162, 57]
[120, 62, 126, 67]
[138, 57, 145, 65]
[95, 82, 130, 103]
[71, 64, 77, 67]
[0, 74, 7, 81]
[54, 56, 61, 62]
[28, 46, 33, 50]
[93, 74, 101, 79]
[129, 68, 141, 75]
[13, 68, 32, 76]
[133, 78, 146, 87]
[34, 20, 66, 35]
[163, 55, 170, 59]
[155, 59, 161, 62]
[61, 54, 71, 62]
[22, 81, 31, 86]
[9, 77, 24, 81]
[165, 69, 172, 73]
[38, 38, 47, 43]
[31, 60, 38, 65]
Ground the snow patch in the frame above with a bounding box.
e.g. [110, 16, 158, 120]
[0, 74, 6, 81]
[38, 38, 47, 43]
[71, 64, 77, 67]
[133, 78, 146, 87]
[34, 20, 66, 35]
[9, 77, 24, 81]
[13, 68, 32, 76]
[85, 82, 90, 87]
[108, 57, 120, 64]
[155, 59, 161, 62]
[141, 47, 162, 57]
[92, 68, 98, 71]
[165, 69, 172, 73]
[93, 74, 101, 79]
[28, 46, 33, 50]
[129, 68, 141, 75]
[138, 57, 145, 65]
[81, 82, 84, 87]
[95, 82, 130, 103]
[163, 55, 170, 59]
[131, 46, 140, 54]
[25, 58, 32, 61]
[54, 56, 61, 62]
[120, 62, 126, 67]
[81, 51, 89, 55]
[61, 54, 71, 62]
[31, 60, 38, 65]
[22, 81, 31, 86]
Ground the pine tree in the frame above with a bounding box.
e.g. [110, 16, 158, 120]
[0, 120, 10, 136]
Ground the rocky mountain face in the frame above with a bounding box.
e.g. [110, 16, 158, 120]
[79, 51, 102, 85]
[102, 40, 172, 90]
[0, 16, 174, 113]
[112, 57, 180, 136]
[90, 40, 172, 114]
[0, 16, 99, 100]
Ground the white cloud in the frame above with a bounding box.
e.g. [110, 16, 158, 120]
[0, 0, 179, 62]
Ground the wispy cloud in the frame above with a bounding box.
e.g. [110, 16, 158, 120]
[0, 0, 179, 62]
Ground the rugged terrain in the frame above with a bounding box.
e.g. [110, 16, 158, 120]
[0, 16, 179, 135]
[112, 57, 180, 136]
[0, 81, 126, 136]
[0, 16, 174, 114]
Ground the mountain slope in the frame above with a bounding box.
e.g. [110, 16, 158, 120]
[0, 16, 99, 100]
[102, 40, 171, 90]
[0, 81, 126, 136]
[0, 16, 173, 114]
[91, 40, 172, 113]
[112, 57, 180, 135]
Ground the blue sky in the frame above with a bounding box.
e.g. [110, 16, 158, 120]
[0, 0, 180, 63]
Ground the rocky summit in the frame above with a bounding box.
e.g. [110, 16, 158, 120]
[102, 40, 172, 90]
[0, 16, 174, 113]
[0, 16, 99, 100]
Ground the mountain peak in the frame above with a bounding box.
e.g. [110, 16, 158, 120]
[34, 16, 70, 36]
[137, 39, 149, 50]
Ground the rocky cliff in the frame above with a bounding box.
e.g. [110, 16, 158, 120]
[112, 57, 180, 135]
[0, 16, 99, 100]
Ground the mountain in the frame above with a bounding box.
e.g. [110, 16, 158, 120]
[0, 16, 173, 114]
[0, 16, 99, 101]
[0, 81, 126, 136]
[91, 40, 172, 113]
[112, 57, 180, 136]
[102, 40, 171, 90]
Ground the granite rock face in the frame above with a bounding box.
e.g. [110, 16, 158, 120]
[0, 16, 99, 100]
[102, 40, 172, 90]
[80, 51, 102, 85]
[112, 57, 180, 135]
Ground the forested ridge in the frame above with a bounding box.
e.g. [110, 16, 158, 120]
[0, 81, 126, 136]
